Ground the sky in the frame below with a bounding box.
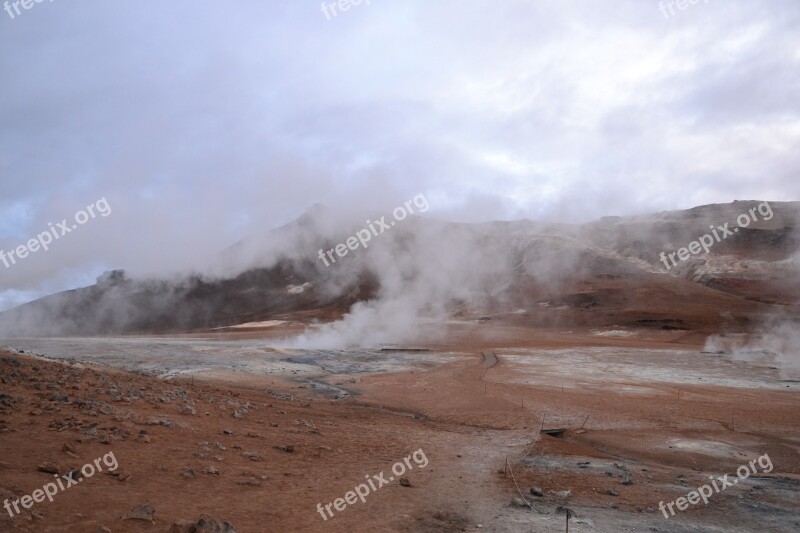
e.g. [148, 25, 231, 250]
[0, 0, 799, 310]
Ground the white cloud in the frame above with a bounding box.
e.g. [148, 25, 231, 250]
[0, 0, 798, 309]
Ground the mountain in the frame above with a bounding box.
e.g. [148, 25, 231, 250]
[1, 200, 798, 337]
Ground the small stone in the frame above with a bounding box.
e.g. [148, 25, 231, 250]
[399, 477, 410, 487]
[606, 488, 619, 496]
[37, 461, 60, 474]
[169, 515, 238, 533]
[122, 504, 155, 523]
[510, 497, 529, 508]
[529, 487, 543, 497]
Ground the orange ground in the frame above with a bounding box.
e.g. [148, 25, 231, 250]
[1, 323, 798, 532]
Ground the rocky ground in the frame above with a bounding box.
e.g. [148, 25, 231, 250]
[1, 322, 799, 532]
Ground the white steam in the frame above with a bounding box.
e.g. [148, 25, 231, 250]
[704, 321, 800, 379]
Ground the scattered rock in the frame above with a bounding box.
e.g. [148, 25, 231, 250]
[147, 417, 174, 427]
[273, 445, 294, 453]
[529, 487, 543, 497]
[168, 514, 237, 533]
[106, 469, 131, 481]
[122, 504, 155, 523]
[606, 488, 619, 496]
[399, 477, 410, 487]
[37, 461, 60, 475]
[510, 497, 530, 508]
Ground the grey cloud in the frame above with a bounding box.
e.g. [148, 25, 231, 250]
[1, 0, 799, 309]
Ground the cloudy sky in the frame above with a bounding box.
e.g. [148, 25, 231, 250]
[0, 0, 798, 310]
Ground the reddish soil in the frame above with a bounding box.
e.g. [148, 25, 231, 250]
[1, 322, 799, 532]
